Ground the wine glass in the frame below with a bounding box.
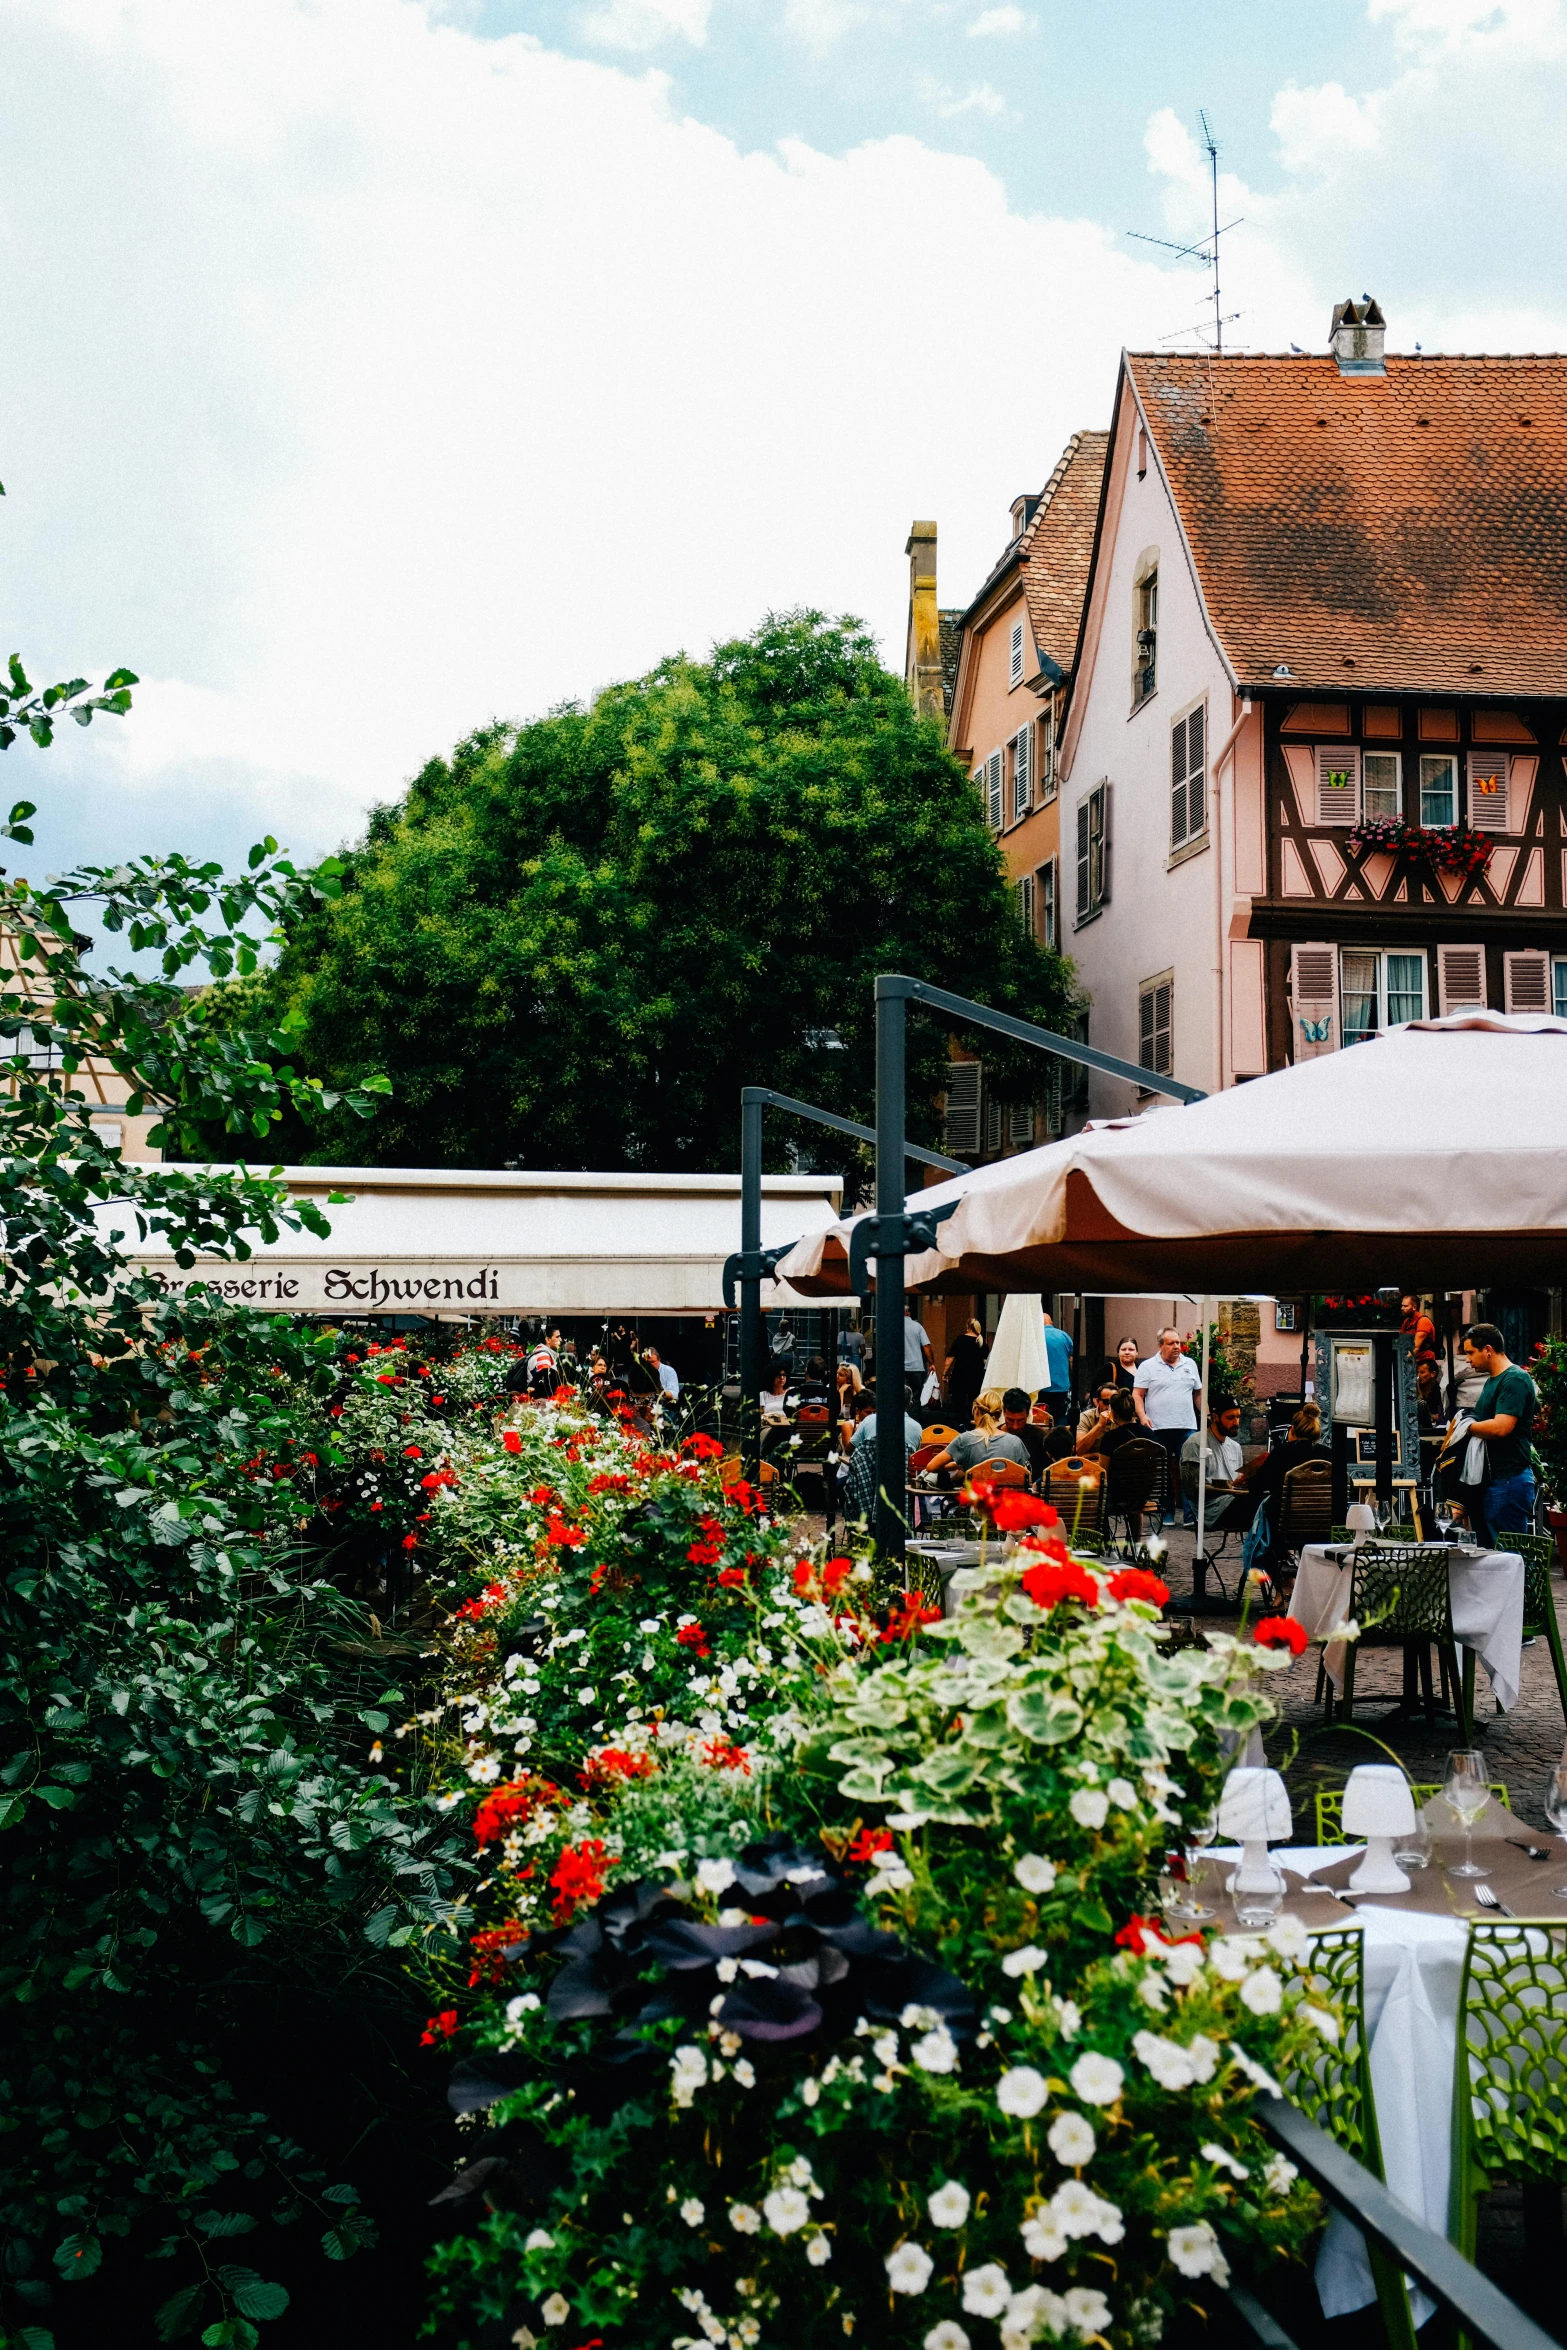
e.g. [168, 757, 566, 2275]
[1434, 1495, 1454, 1541]
[1183, 1806, 1218, 1921]
[1543, 1765, 1567, 1899]
[1444, 1748, 1490, 1879]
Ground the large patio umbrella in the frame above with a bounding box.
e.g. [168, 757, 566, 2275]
[775, 1014, 1567, 1297]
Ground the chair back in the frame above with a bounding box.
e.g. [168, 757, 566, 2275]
[1346, 1543, 1457, 1646]
[1044, 1465, 1106, 1547]
[1103, 1438, 1168, 1517]
[1454, 1921, 1567, 2197]
[921, 1423, 960, 1447]
[796, 1403, 831, 1426]
[1313, 1779, 1511, 1845]
[909, 1444, 943, 1474]
[1276, 1459, 1333, 1551]
[973, 1456, 1029, 1489]
[1486, 1528, 1556, 1637]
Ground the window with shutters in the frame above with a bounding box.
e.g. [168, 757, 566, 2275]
[1043, 1059, 1063, 1135]
[1316, 747, 1360, 826]
[1170, 703, 1207, 850]
[1075, 784, 1110, 923]
[942, 1060, 982, 1156]
[1138, 974, 1173, 1079]
[1292, 943, 1338, 1057]
[985, 1095, 1003, 1154]
[1038, 859, 1058, 950]
[1555, 960, 1567, 1023]
[1010, 723, 1032, 822]
[1437, 942, 1486, 1016]
[1132, 563, 1157, 706]
[1038, 696, 1058, 802]
[1341, 949, 1426, 1045]
[1017, 872, 1035, 937]
[1009, 1100, 1034, 1147]
[1503, 950, 1549, 1014]
[1468, 752, 1511, 833]
[1009, 618, 1026, 688]
[1420, 753, 1457, 829]
[1361, 750, 1401, 821]
[976, 748, 1003, 831]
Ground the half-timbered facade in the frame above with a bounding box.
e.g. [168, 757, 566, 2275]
[1059, 302, 1567, 1110]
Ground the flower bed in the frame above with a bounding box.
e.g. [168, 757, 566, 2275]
[401, 1404, 1339, 2350]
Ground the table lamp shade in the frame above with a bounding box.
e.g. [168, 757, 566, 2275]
[1341, 1763, 1417, 1837]
[1345, 1502, 1376, 1537]
[1216, 1766, 1292, 1842]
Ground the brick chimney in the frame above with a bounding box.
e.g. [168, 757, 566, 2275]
[1330, 296, 1386, 377]
[905, 520, 946, 723]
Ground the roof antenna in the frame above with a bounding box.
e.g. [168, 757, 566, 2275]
[1127, 108, 1241, 354]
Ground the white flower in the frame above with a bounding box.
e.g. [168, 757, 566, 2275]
[1167, 2222, 1230, 2283]
[1137, 1973, 1168, 2011]
[1014, 1854, 1057, 1894]
[1107, 1777, 1138, 1810]
[524, 2228, 555, 2251]
[800, 2077, 821, 2107]
[506, 1992, 542, 2022]
[1051, 2179, 1114, 2240]
[1002, 1944, 1048, 1979]
[1068, 2052, 1124, 2107]
[680, 2198, 706, 2226]
[1055, 2000, 1082, 2040]
[997, 2065, 1048, 2118]
[1240, 1966, 1283, 2016]
[872, 2030, 900, 2068]
[1047, 2112, 1097, 2168]
[1262, 2153, 1299, 2197]
[670, 2045, 708, 2107]
[1002, 2285, 1050, 2349]
[763, 2186, 811, 2236]
[732, 2058, 757, 2088]
[638, 1617, 661, 1633]
[1266, 1913, 1310, 1961]
[885, 2241, 935, 2295]
[962, 2262, 1013, 2318]
[1228, 2042, 1283, 2098]
[807, 2232, 833, 2265]
[1208, 1937, 1252, 1982]
[928, 2181, 972, 2229]
[1064, 2285, 1113, 2336]
[697, 1856, 737, 1895]
[716, 1958, 739, 1983]
[467, 1755, 501, 1783]
[1162, 1943, 1204, 1988]
[1021, 2211, 1068, 2262]
[1299, 2003, 1340, 2043]
[541, 2295, 570, 2327]
[912, 2028, 959, 2075]
[1133, 2031, 1197, 2090]
[1201, 2140, 1250, 2181]
[729, 2203, 762, 2235]
[1069, 1788, 1109, 1831]
[924, 2328, 970, 2350]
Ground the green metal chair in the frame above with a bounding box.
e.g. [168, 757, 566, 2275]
[1449, 1921, 1567, 2283]
[1315, 1545, 1471, 1742]
[1288, 1927, 1418, 2350]
[1457, 1530, 1567, 1733]
[1314, 1782, 1510, 1846]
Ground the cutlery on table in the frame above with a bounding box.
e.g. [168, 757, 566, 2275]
[1473, 1884, 1517, 1919]
[1505, 1840, 1553, 1861]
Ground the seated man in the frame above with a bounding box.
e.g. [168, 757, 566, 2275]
[1078, 1388, 1143, 1462]
[1000, 1389, 1049, 1486]
[1076, 1384, 1119, 1449]
[1178, 1395, 1262, 1532]
[842, 1385, 923, 1525]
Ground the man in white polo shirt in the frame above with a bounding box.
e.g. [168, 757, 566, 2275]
[1134, 1326, 1203, 1524]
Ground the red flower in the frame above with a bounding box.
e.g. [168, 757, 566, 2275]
[676, 1621, 711, 1658]
[420, 2009, 459, 2044]
[792, 1560, 815, 1593]
[1255, 1615, 1308, 1657]
[1020, 1558, 1100, 1613]
[846, 1826, 893, 1863]
[400, 1533, 419, 1551]
[546, 1515, 586, 1548]
[549, 1838, 613, 1920]
[586, 1471, 631, 1495]
[466, 1924, 529, 1986]
[701, 1737, 751, 1774]
[473, 1776, 565, 1845]
[822, 1555, 855, 1593]
[1108, 1568, 1171, 1609]
[681, 1432, 725, 1461]
[878, 1592, 942, 1642]
[404, 1445, 423, 1458]
[715, 1566, 747, 1588]
[579, 1747, 656, 1790]
[529, 1484, 555, 1506]
[687, 1539, 723, 1567]
[990, 1492, 1059, 1531]
[502, 1430, 523, 1455]
[1115, 1914, 1202, 1955]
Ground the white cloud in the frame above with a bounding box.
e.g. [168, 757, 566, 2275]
[1270, 81, 1381, 176]
[579, 0, 713, 48]
[920, 75, 1009, 115]
[966, 6, 1033, 35]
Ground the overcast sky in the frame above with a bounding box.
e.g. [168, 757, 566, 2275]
[4, 0, 1567, 885]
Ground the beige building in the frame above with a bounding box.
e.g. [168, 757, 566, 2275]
[1, 929, 163, 1161]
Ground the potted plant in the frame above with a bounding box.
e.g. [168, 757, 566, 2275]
[1527, 1336, 1567, 1567]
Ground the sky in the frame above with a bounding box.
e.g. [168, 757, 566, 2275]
[4, 0, 1567, 891]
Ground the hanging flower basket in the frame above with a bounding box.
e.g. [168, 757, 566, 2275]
[1346, 815, 1491, 879]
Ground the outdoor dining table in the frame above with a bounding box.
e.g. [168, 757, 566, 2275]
[1286, 1540, 1526, 1712]
[1206, 1829, 1567, 2325]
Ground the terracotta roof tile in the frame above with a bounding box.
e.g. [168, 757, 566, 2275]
[1128, 351, 1567, 697]
[1017, 429, 1110, 674]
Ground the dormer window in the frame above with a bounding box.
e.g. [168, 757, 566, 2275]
[1132, 553, 1158, 707]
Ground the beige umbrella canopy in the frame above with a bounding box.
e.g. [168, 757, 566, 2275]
[775, 1013, 1567, 1297]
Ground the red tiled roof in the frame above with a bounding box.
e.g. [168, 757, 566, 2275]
[1018, 430, 1110, 673]
[1127, 352, 1567, 697]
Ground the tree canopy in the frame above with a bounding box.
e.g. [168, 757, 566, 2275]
[251, 612, 1079, 1172]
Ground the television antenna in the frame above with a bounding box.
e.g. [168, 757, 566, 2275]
[1127, 110, 1241, 354]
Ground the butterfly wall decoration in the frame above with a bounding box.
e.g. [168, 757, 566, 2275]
[1300, 1015, 1332, 1044]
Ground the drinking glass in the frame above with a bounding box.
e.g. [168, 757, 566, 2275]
[1542, 1765, 1567, 1899]
[1393, 1817, 1431, 1871]
[1157, 1872, 1193, 1928]
[1434, 1496, 1454, 1540]
[1233, 1861, 1286, 1929]
[1444, 1748, 1490, 1878]
[1183, 1808, 1218, 1921]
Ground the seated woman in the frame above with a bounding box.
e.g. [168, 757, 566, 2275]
[925, 1388, 1031, 1486]
[1077, 1388, 1143, 1460]
[759, 1371, 790, 1424]
[1076, 1384, 1119, 1449]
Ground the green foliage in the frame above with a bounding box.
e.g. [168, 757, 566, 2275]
[1526, 1334, 1567, 1505]
[242, 610, 1078, 1172]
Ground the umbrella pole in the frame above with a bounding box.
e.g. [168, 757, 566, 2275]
[1194, 1301, 1211, 1603]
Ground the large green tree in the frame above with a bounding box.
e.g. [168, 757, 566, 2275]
[251, 612, 1079, 1172]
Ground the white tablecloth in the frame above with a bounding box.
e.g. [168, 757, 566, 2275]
[1288, 1542, 1526, 1713]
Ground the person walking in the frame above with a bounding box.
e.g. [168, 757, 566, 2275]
[1134, 1327, 1203, 1523]
[903, 1309, 936, 1408]
[942, 1317, 988, 1423]
[1461, 1322, 1538, 1543]
[1040, 1309, 1074, 1426]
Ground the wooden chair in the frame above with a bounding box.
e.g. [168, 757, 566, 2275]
[1102, 1438, 1168, 1557]
[1275, 1459, 1334, 1565]
[971, 1455, 1029, 1490]
[1044, 1463, 1106, 1552]
[921, 1423, 960, 1448]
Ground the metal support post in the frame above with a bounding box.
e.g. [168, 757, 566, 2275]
[875, 979, 911, 1562]
[739, 1088, 764, 1480]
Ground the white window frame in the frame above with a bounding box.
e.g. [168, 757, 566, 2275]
[975, 748, 1003, 831]
[1170, 699, 1207, 850]
[1554, 958, 1567, 1023]
[1075, 784, 1111, 925]
[1360, 748, 1402, 822]
[1419, 752, 1458, 829]
[1340, 946, 1428, 1044]
[1132, 563, 1158, 707]
[1009, 617, 1026, 689]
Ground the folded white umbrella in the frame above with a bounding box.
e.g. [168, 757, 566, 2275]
[984, 1292, 1053, 1393]
[774, 1013, 1567, 1296]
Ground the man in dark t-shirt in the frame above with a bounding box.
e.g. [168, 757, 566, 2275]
[1462, 1321, 1537, 1542]
[1001, 1390, 1050, 1486]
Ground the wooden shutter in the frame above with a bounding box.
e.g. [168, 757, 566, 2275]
[1316, 747, 1359, 826]
[1437, 942, 1488, 1015]
[1139, 980, 1172, 1077]
[1009, 619, 1025, 687]
[1468, 752, 1511, 833]
[1290, 942, 1339, 1059]
[1017, 872, 1035, 936]
[1039, 701, 1057, 801]
[985, 1096, 1003, 1154]
[1008, 1100, 1034, 1146]
[1186, 703, 1206, 836]
[1096, 783, 1112, 906]
[987, 749, 1003, 830]
[1170, 716, 1188, 848]
[1012, 724, 1031, 821]
[1075, 799, 1091, 918]
[1503, 949, 1550, 1014]
[942, 1060, 981, 1155]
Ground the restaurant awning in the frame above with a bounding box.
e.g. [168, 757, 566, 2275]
[116, 1165, 848, 1316]
[773, 1013, 1567, 1296]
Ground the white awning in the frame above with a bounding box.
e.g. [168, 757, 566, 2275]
[111, 1165, 849, 1315]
